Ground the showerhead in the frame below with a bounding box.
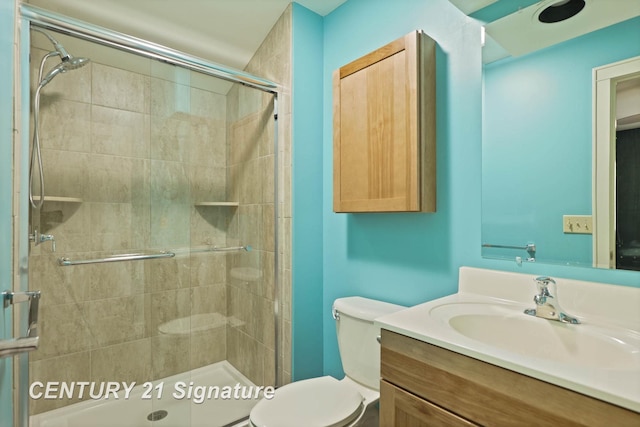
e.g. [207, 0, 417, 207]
[38, 56, 90, 88]
[62, 56, 90, 70]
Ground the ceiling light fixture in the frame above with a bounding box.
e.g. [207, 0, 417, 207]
[537, 0, 586, 23]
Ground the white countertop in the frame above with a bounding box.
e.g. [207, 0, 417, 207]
[375, 267, 640, 413]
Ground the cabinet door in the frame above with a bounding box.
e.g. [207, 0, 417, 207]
[333, 31, 435, 213]
[380, 380, 478, 427]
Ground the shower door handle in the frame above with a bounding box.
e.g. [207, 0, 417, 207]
[0, 290, 41, 358]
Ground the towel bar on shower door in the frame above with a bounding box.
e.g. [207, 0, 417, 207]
[58, 251, 176, 266]
[57, 245, 251, 266]
[189, 245, 252, 254]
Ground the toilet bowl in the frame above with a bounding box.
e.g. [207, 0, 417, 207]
[249, 376, 371, 427]
[249, 296, 405, 427]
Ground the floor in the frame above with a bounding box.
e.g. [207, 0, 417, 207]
[356, 402, 380, 426]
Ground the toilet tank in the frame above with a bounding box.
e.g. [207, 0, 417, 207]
[333, 297, 405, 390]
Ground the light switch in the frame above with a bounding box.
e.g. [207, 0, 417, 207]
[563, 215, 593, 234]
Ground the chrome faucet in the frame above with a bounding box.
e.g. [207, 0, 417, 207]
[524, 276, 580, 324]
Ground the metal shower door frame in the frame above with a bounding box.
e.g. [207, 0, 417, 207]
[17, 4, 282, 426]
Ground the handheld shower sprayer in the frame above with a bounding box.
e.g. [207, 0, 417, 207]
[29, 28, 91, 210]
[38, 57, 90, 88]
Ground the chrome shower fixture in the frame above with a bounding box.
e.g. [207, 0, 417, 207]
[38, 56, 90, 88]
[31, 28, 91, 88]
[29, 28, 91, 210]
[32, 27, 71, 61]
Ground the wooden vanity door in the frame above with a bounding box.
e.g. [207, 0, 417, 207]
[380, 381, 479, 427]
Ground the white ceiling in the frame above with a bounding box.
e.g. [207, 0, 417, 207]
[448, 0, 497, 15]
[485, 0, 640, 58]
[28, 0, 347, 70]
[447, 0, 640, 63]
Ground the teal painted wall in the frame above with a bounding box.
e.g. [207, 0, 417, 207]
[321, 0, 484, 378]
[0, 0, 14, 425]
[483, 17, 640, 266]
[287, 0, 640, 379]
[291, 3, 325, 380]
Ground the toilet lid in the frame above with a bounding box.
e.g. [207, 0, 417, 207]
[250, 376, 364, 427]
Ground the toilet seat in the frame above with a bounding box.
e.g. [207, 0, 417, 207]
[249, 376, 364, 427]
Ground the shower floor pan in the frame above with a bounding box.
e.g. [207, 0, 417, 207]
[30, 361, 261, 427]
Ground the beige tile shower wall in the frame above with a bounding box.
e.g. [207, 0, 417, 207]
[225, 5, 292, 388]
[28, 43, 230, 414]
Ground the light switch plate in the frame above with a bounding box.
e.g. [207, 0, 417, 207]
[563, 215, 593, 234]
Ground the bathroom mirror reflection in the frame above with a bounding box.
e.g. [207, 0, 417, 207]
[478, 0, 640, 270]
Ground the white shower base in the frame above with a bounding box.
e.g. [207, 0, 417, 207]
[30, 361, 260, 427]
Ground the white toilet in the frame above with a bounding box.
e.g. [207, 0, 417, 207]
[249, 296, 405, 427]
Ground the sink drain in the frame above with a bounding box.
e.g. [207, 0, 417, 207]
[147, 410, 168, 422]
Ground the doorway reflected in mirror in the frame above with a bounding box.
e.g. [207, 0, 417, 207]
[616, 120, 640, 271]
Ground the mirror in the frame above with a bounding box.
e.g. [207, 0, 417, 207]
[477, 0, 640, 268]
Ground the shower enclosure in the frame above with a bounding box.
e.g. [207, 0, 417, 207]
[18, 5, 283, 427]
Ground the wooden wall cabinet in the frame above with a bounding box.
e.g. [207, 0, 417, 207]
[333, 30, 436, 213]
[380, 329, 640, 427]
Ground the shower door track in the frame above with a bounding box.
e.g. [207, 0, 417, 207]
[20, 4, 279, 94]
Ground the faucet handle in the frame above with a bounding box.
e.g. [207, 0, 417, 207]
[535, 276, 555, 284]
[535, 276, 555, 293]
[534, 277, 556, 305]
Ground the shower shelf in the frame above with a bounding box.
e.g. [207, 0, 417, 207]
[194, 202, 239, 207]
[32, 196, 83, 203]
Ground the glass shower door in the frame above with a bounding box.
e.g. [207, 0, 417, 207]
[24, 14, 278, 425]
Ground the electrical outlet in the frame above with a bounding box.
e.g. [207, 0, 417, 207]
[563, 215, 593, 234]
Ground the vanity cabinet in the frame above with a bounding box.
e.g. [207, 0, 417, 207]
[380, 380, 477, 426]
[332, 30, 436, 213]
[380, 329, 640, 427]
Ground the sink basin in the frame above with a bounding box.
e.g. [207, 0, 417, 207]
[374, 267, 640, 412]
[429, 303, 640, 370]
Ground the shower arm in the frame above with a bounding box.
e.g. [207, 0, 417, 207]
[31, 27, 70, 61]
